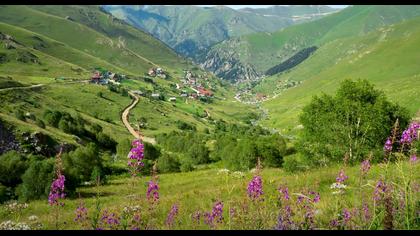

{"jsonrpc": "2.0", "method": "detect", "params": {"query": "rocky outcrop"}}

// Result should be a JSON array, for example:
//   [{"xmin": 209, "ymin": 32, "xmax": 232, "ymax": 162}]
[{"xmin": 0, "ymin": 120, "xmax": 20, "ymax": 155}]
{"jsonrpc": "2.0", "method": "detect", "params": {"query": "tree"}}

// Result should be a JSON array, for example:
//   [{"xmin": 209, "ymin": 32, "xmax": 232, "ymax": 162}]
[
  {"xmin": 0, "ymin": 151, "xmax": 28, "ymax": 187},
  {"xmin": 17, "ymin": 158, "xmax": 54, "ymax": 201},
  {"xmin": 298, "ymin": 79, "xmax": 410, "ymax": 166}
]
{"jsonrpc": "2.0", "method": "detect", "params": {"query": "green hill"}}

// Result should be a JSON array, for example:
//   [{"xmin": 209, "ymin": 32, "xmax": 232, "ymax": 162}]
[
  {"xmin": 259, "ymin": 15, "xmax": 420, "ymax": 132},
  {"xmin": 102, "ymin": 5, "xmax": 337, "ymax": 60},
  {"xmin": 0, "ymin": 5, "xmax": 255, "ymax": 148},
  {"xmin": 202, "ymin": 5, "xmax": 420, "ymax": 82}
]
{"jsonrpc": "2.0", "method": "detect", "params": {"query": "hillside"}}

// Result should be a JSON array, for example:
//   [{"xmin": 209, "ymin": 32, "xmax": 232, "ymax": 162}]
[
  {"xmin": 102, "ymin": 5, "xmax": 337, "ymax": 61},
  {"xmin": 258, "ymin": 15, "xmax": 420, "ymax": 132},
  {"xmin": 201, "ymin": 5, "xmax": 420, "ymax": 83},
  {"xmin": 0, "ymin": 5, "xmax": 255, "ymax": 150}
]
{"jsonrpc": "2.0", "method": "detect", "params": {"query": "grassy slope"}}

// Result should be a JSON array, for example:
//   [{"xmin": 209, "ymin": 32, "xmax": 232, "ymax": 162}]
[
  {"xmin": 260, "ymin": 16, "xmax": 420, "ymax": 132},
  {"xmin": 1, "ymin": 161, "xmax": 417, "ymax": 229},
  {"xmin": 0, "ymin": 5, "xmax": 254, "ymax": 145},
  {"xmin": 211, "ymin": 5, "xmax": 420, "ymax": 73}
]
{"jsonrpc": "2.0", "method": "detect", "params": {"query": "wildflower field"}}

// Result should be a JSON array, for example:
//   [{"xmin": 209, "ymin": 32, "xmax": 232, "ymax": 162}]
[{"xmin": 0, "ymin": 149, "xmax": 419, "ymax": 229}]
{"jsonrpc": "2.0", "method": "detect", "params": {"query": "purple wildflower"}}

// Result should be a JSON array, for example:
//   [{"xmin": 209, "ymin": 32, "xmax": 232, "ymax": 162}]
[
  {"xmin": 165, "ymin": 204, "xmax": 179, "ymax": 227},
  {"xmin": 309, "ymin": 191, "xmax": 320, "ymax": 203},
  {"xmin": 384, "ymin": 137, "xmax": 393, "ymax": 153},
  {"xmin": 146, "ymin": 180, "xmax": 159, "ymax": 203},
  {"xmin": 373, "ymin": 180, "xmax": 387, "ymax": 201},
  {"xmin": 336, "ymin": 169, "xmax": 348, "ymax": 184},
  {"xmin": 48, "ymin": 174, "xmax": 66, "ymax": 206},
  {"xmin": 330, "ymin": 219, "xmax": 339, "ymax": 228},
  {"xmin": 410, "ymin": 154, "xmax": 418, "ymax": 164},
  {"xmin": 247, "ymin": 175, "xmax": 263, "ymax": 201},
  {"xmin": 192, "ymin": 210, "xmax": 201, "ymax": 224},
  {"xmin": 362, "ymin": 203, "xmax": 370, "ymax": 221},
  {"xmin": 361, "ymin": 159, "xmax": 371, "ymax": 175},
  {"xmin": 100, "ymin": 210, "xmax": 120, "ymax": 230},
  {"xmin": 400, "ymin": 122, "xmax": 420, "ymax": 145},
  {"xmin": 276, "ymin": 205, "xmax": 294, "ymax": 230},
  {"xmin": 278, "ymin": 186, "xmax": 290, "ymax": 201},
  {"xmin": 128, "ymin": 139, "xmax": 145, "ymax": 176},
  {"xmin": 204, "ymin": 201, "xmax": 224, "ymax": 227},
  {"xmin": 342, "ymin": 208, "xmax": 352, "ymax": 223},
  {"xmin": 74, "ymin": 202, "xmax": 88, "ymax": 223}
]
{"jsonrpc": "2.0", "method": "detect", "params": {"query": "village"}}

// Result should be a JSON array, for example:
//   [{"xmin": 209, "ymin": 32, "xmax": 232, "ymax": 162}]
[{"xmin": 90, "ymin": 66, "xmax": 214, "ymax": 103}]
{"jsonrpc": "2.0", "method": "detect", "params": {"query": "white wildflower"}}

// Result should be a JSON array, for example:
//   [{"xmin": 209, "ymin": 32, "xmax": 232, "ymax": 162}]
[
  {"xmin": 217, "ymin": 169, "xmax": 230, "ymax": 175},
  {"xmin": 232, "ymin": 171, "xmax": 245, "ymax": 178},
  {"xmin": 28, "ymin": 215, "xmax": 38, "ymax": 221}
]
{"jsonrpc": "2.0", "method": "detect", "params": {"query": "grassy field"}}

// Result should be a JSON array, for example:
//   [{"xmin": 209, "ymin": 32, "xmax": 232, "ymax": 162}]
[{"xmin": 1, "ymin": 159, "xmax": 418, "ymax": 229}]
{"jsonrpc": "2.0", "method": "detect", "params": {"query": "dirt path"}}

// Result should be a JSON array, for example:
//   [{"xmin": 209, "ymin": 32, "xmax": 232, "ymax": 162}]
[
  {"xmin": 122, "ymin": 91, "xmax": 156, "ymax": 144},
  {"xmin": 0, "ymin": 83, "xmax": 45, "ymax": 92}
]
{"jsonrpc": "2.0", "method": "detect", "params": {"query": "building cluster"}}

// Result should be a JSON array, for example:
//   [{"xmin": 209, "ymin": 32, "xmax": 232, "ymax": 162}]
[
  {"xmin": 148, "ymin": 67, "xmax": 167, "ymax": 79},
  {"xmin": 90, "ymin": 68, "xmax": 125, "ymax": 85}
]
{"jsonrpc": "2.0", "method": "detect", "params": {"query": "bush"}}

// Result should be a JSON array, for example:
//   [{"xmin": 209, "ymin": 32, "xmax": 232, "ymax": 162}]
[
  {"xmin": 0, "ymin": 151, "xmax": 28, "ymax": 187},
  {"xmin": 282, "ymin": 155, "xmax": 307, "ymax": 173},
  {"xmin": 116, "ymin": 138, "xmax": 131, "ymax": 159},
  {"xmin": 16, "ymin": 158, "xmax": 55, "ymax": 201},
  {"xmin": 0, "ymin": 184, "xmax": 10, "ymax": 203},
  {"xmin": 96, "ymin": 132, "xmax": 117, "ymax": 151},
  {"xmin": 43, "ymin": 110, "xmax": 62, "ymax": 127},
  {"xmin": 298, "ymin": 79, "xmax": 410, "ymax": 165},
  {"xmin": 62, "ymin": 143, "xmax": 104, "ymax": 187},
  {"xmin": 179, "ymin": 156, "xmax": 194, "ymax": 172},
  {"xmin": 157, "ymin": 153, "xmax": 180, "ymax": 173}
]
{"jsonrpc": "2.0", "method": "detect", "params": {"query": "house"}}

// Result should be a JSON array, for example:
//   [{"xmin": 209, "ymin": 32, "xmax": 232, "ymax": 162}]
[
  {"xmin": 256, "ymin": 93, "xmax": 267, "ymax": 101},
  {"xmin": 91, "ymin": 71, "xmax": 101, "ymax": 83},
  {"xmin": 197, "ymin": 87, "xmax": 213, "ymax": 97},
  {"xmin": 158, "ymin": 73, "xmax": 167, "ymax": 79},
  {"xmin": 108, "ymin": 79, "xmax": 120, "ymax": 85},
  {"xmin": 132, "ymin": 90, "xmax": 143, "ymax": 96},
  {"xmin": 168, "ymin": 97, "xmax": 176, "ymax": 102},
  {"xmin": 190, "ymin": 93, "xmax": 198, "ymax": 99},
  {"xmin": 148, "ymin": 68, "xmax": 156, "ymax": 77}
]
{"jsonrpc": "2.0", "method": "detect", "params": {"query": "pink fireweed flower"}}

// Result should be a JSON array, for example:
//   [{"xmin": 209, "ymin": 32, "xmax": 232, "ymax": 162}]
[
  {"xmin": 400, "ymin": 122, "xmax": 420, "ymax": 145},
  {"xmin": 373, "ymin": 180, "xmax": 387, "ymax": 201},
  {"xmin": 128, "ymin": 139, "xmax": 145, "ymax": 176},
  {"xmin": 278, "ymin": 186, "xmax": 290, "ymax": 201},
  {"xmin": 48, "ymin": 174, "xmax": 65, "ymax": 206},
  {"xmin": 361, "ymin": 159, "xmax": 371, "ymax": 175},
  {"xmin": 204, "ymin": 201, "xmax": 224, "ymax": 227},
  {"xmin": 146, "ymin": 180, "xmax": 159, "ymax": 202},
  {"xmin": 165, "ymin": 204, "xmax": 179, "ymax": 227},
  {"xmin": 384, "ymin": 137, "xmax": 393, "ymax": 153},
  {"xmin": 336, "ymin": 169, "xmax": 348, "ymax": 184},
  {"xmin": 74, "ymin": 202, "xmax": 88, "ymax": 223},
  {"xmin": 100, "ymin": 210, "xmax": 120, "ymax": 230},
  {"xmin": 410, "ymin": 154, "xmax": 418, "ymax": 164},
  {"xmin": 247, "ymin": 175, "xmax": 263, "ymax": 200}
]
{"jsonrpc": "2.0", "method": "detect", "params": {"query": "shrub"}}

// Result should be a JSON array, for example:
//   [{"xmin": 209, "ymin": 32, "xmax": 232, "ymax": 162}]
[
  {"xmin": 16, "ymin": 158, "xmax": 54, "ymax": 201},
  {"xmin": 179, "ymin": 156, "xmax": 194, "ymax": 172},
  {"xmin": 282, "ymin": 154, "xmax": 308, "ymax": 173},
  {"xmin": 62, "ymin": 143, "xmax": 104, "ymax": 187},
  {"xmin": 157, "ymin": 153, "xmax": 180, "ymax": 173},
  {"xmin": 0, "ymin": 184, "xmax": 10, "ymax": 203},
  {"xmin": 0, "ymin": 151, "xmax": 28, "ymax": 187},
  {"xmin": 96, "ymin": 132, "xmax": 117, "ymax": 151},
  {"xmin": 298, "ymin": 79, "xmax": 410, "ymax": 165},
  {"xmin": 43, "ymin": 110, "xmax": 62, "ymax": 127},
  {"xmin": 116, "ymin": 138, "xmax": 131, "ymax": 159}
]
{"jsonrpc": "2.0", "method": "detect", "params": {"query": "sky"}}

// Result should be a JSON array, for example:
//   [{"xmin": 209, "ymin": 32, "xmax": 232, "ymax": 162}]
[{"xmin": 196, "ymin": 5, "xmax": 349, "ymax": 10}]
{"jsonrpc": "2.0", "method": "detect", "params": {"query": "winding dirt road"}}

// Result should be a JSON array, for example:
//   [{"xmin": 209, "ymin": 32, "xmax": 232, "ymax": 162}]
[{"xmin": 122, "ymin": 91, "xmax": 156, "ymax": 144}]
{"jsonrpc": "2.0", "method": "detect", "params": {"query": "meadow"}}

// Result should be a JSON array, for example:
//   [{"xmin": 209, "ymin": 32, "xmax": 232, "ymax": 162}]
[{"xmin": 1, "ymin": 153, "xmax": 418, "ymax": 230}]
